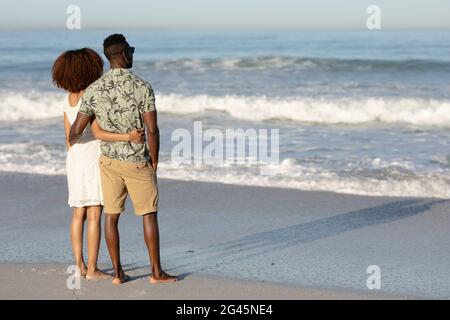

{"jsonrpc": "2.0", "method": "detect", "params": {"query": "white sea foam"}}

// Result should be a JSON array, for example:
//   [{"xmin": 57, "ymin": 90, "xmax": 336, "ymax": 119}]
[
  {"xmin": 158, "ymin": 95, "xmax": 450, "ymax": 126},
  {"xmin": 2, "ymin": 91, "xmax": 450, "ymax": 127},
  {"xmin": 158, "ymin": 158, "xmax": 450, "ymax": 198},
  {"xmin": 1, "ymin": 142, "xmax": 449, "ymax": 198},
  {"xmin": 0, "ymin": 91, "xmax": 64, "ymax": 121},
  {"xmin": 157, "ymin": 94, "xmax": 450, "ymax": 126},
  {"xmin": 0, "ymin": 142, "xmax": 66, "ymax": 175}
]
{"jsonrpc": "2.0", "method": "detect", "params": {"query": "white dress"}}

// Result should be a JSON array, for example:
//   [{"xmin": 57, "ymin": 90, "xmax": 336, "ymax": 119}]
[{"xmin": 64, "ymin": 95, "xmax": 104, "ymax": 207}]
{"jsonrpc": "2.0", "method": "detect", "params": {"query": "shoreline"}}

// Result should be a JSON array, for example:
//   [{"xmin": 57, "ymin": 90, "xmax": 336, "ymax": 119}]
[
  {"xmin": 1, "ymin": 171, "xmax": 449, "ymax": 299},
  {"xmin": 0, "ymin": 169, "xmax": 446, "ymax": 201}
]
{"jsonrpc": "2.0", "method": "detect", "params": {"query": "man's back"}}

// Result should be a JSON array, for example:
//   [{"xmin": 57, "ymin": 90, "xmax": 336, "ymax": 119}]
[{"xmin": 79, "ymin": 68, "xmax": 156, "ymax": 162}]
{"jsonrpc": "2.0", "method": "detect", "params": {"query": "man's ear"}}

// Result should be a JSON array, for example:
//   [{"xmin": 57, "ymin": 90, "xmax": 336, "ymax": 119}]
[{"xmin": 122, "ymin": 52, "xmax": 129, "ymax": 64}]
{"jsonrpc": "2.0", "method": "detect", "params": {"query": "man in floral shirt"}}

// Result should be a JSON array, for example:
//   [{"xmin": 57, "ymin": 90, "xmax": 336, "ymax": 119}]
[{"xmin": 70, "ymin": 34, "xmax": 177, "ymax": 285}]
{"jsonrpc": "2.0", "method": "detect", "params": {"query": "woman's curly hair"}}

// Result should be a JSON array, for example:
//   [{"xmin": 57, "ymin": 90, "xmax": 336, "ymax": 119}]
[{"xmin": 52, "ymin": 48, "xmax": 104, "ymax": 93}]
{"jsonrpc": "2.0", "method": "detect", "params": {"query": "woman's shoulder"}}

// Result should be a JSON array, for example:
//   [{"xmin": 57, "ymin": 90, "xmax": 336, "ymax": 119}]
[
  {"xmin": 65, "ymin": 92, "xmax": 82, "ymax": 112},
  {"xmin": 63, "ymin": 93, "xmax": 81, "ymax": 116},
  {"xmin": 63, "ymin": 93, "xmax": 70, "ymax": 113}
]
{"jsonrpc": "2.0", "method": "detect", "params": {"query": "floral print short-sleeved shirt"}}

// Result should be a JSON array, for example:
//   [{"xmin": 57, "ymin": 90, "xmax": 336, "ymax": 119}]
[{"xmin": 79, "ymin": 68, "xmax": 156, "ymax": 162}]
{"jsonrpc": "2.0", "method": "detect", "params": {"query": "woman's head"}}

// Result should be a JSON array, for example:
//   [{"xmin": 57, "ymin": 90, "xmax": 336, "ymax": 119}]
[{"xmin": 52, "ymin": 48, "xmax": 104, "ymax": 93}]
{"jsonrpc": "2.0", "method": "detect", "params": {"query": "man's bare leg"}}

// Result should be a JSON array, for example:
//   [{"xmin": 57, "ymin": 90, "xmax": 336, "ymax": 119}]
[
  {"xmin": 143, "ymin": 212, "xmax": 177, "ymax": 283},
  {"xmin": 70, "ymin": 207, "xmax": 87, "ymax": 277},
  {"xmin": 85, "ymin": 206, "xmax": 111, "ymax": 280},
  {"xmin": 105, "ymin": 213, "xmax": 128, "ymax": 284}
]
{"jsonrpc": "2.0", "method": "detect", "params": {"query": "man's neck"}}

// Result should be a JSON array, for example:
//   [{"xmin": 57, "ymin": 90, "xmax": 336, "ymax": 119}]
[{"xmin": 109, "ymin": 62, "xmax": 128, "ymax": 69}]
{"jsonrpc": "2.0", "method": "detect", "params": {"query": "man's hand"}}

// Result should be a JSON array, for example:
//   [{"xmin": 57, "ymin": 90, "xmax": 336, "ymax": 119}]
[
  {"xmin": 151, "ymin": 161, "xmax": 158, "ymax": 172},
  {"xmin": 143, "ymin": 111, "xmax": 160, "ymax": 172},
  {"xmin": 69, "ymin": 112, "xmax": 92, "ymax": 146}
]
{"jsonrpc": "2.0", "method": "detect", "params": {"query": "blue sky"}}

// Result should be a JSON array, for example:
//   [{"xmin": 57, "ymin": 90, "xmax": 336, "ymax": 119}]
[{"xmin": 1, "ymin": 0, "xmax": 449, "ymax": 30}]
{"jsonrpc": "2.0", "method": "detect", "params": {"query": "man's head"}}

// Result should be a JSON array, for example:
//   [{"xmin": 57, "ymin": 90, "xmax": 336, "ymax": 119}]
[{"xmin": 103, "ymin": 34, "xmax": 134, "ymax": 69}]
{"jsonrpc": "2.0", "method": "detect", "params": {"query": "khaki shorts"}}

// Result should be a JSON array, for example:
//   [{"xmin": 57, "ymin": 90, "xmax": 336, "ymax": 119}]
[{"xmin": 99, "ymin": 155, "xmax": 158, "ymax": 215}]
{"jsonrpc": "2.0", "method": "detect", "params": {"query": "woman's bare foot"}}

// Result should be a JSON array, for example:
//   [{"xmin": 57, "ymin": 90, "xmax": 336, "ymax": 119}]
[
  {"xmin": 149, "ymin": 271, "xmax": 178, "ymax": 284},
  {"xmin": 111, "ymin": 270, "xmax": 131, "ymax": 285},
  {"xmin": 77, "ymin": 264, "xmax": 88, "ymax": 278},
  {"xmin": 86, "ymin": 268, "xmax": 112, "ymax": 281}
]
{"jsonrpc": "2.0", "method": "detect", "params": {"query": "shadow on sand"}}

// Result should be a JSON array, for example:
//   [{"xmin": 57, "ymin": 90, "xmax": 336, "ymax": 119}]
[{"xmin": 170, "ymin": 199, "xmax": 447, "ymax": 271}]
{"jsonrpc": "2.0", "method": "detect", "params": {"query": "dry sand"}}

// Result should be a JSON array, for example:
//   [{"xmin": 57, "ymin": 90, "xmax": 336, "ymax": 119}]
[{"xmin": 0, "ymin": 263, "xmax": 400, "ymax": 300}]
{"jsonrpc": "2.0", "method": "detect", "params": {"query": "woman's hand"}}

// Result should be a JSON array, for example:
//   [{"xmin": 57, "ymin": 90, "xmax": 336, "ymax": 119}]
[{"xmin": 128, "ymin": 128, "xmax": 146, "ymax": 143}]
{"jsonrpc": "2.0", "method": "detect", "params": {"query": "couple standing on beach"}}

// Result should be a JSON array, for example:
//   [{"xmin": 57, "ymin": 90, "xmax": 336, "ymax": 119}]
[{"xmin": 52, "ymin": 34, "xmax": 177, "ymax": 285}]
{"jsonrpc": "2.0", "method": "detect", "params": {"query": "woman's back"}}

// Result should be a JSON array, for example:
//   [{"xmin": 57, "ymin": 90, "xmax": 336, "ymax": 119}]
[
  {"xmin": 64, "ymin": 94, "xmax": 81, "ymax": 125},
  {"xmin": 64, "ymin": 93, "xmax": 94, "ymax": 141}
]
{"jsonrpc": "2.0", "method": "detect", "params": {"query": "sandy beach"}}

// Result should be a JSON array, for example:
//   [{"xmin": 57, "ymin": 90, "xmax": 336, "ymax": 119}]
[
  {"xmin": 0, "ymin": 263, "xmax": 398, "ymax": 300},
  {"xmin": 1, "ymin": 171, "xmax": 449, "ymax": 299}
]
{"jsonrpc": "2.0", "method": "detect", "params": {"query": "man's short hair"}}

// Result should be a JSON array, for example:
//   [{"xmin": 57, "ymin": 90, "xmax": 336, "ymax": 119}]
[{"xmin": 103, "ymin": 34, "xmax": 128, "ymax": 60}]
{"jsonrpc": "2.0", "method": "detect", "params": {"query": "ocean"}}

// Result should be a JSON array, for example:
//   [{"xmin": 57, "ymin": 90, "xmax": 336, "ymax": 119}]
[{"xmin": 1, "ymin": 30, "xmax": 450, "ymax": 198}]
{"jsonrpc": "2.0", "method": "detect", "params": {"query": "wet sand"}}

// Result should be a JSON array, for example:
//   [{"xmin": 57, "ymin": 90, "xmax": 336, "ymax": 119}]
[{"xmin": 1, "ymin": 172, "xmax": 449, "ymax": 299}]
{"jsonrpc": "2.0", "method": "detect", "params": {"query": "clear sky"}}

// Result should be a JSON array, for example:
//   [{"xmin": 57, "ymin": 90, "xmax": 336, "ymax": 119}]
[{"xmin": 1, "ymin": 0, "xmax": 449, "ymax": 30}]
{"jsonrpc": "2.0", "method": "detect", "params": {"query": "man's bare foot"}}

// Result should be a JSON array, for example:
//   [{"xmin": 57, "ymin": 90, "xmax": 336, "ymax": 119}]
[
  {"xmin": 111, "ymin": 271, "xmax": 131, "ymax": 285},
  {"xmin": 149, "ymin": 271, "xmax": 178, "ymax": 284},
  {"xmin": 86, "ymin": 269, "xmax": 112, "ymax": 281}
]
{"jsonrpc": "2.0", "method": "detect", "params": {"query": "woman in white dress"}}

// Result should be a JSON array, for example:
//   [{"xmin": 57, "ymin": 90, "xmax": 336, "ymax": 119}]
[{"xmin": 52, "ymin": 48, "xmax": 144, "ymax": 279}]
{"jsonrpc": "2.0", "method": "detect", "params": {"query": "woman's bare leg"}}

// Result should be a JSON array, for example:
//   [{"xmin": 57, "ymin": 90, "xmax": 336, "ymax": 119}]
[
  {"xmin": 70, "ymin": 207, "xmax": 87, "ymax": 277},
  {"xmin": 85, "ymin": 206, "xmax": 110, "ymax": 280}
]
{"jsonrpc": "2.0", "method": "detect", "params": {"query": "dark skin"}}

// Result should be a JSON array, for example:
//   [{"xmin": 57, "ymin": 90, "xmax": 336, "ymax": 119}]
[{"xmin": 69, "ymin": 44, "xmax": 176, "ymax": 284}]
